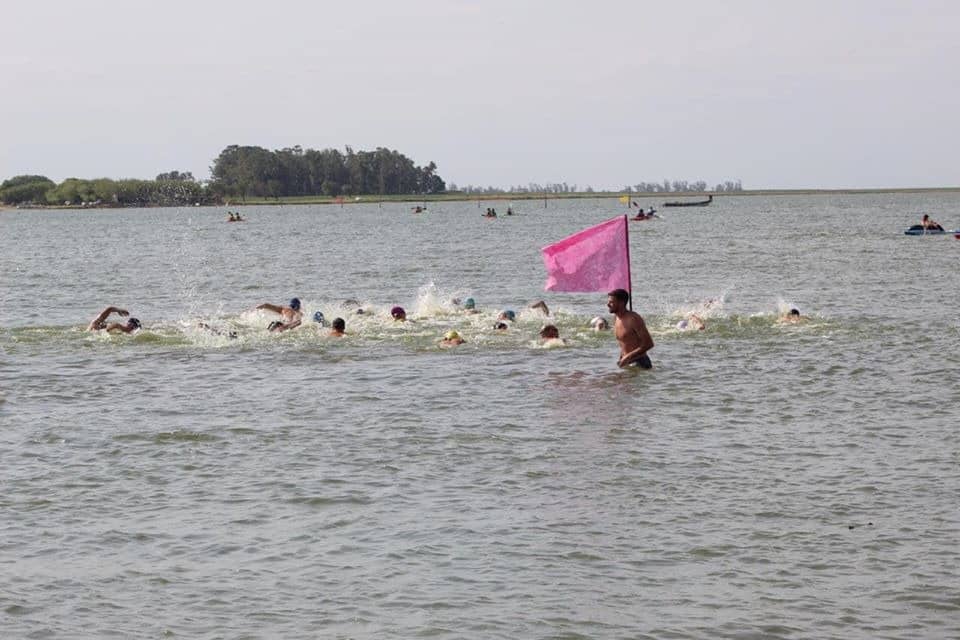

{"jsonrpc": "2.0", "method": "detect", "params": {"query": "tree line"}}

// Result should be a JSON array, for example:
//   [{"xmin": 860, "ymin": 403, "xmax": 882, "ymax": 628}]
[
  {"xmin": 209, "ymin": 145, "xmax": 445, "ymax": 199},
  {"xmin": 0, "ymin": 173, "xmax": 208, "ymax": 207},
  {"xmin": 449, "ymin": 179, "xmax": 744, "ymax": 195},
  {"xmin": 0, "ymin": 145, "xmax": 447, "ymax": 206}
]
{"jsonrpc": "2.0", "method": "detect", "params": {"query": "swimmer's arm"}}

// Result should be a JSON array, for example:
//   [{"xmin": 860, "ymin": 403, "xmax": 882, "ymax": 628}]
[
  {"xmin": 88, "ymin": 306, "xmax": 127, "ymax": 330},
  {"xmin": 256, "ymin": 303, "xmax": 283, "ymax": 314},
  {"xmin": 530, "ymin": 301, "xmax": 550, "ymax": 316}
]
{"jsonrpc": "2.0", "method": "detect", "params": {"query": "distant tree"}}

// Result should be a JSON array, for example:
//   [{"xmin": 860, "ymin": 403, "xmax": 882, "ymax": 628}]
[
  {"xmin": 0, "ymin": 175, "xmax": 55, "ymax": 204},
  {"xmin": 155, "ymin": 170, "xmax": 195, "ymax": 182}
]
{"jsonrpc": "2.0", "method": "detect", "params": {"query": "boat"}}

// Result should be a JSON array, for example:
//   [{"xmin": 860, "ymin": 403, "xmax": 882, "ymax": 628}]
[
  {"xmin": 904, "ymin": 225, "xmax": 956, "ymax": 236},
  {"xmin": 663, "ymin": 195, "xmax": 712, "ymax": 207}
]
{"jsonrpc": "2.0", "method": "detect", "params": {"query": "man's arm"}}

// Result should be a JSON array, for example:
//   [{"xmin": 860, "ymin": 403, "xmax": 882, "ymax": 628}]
[
  {"xmin": 88, "ymin": 306, "xmax": 127, "ymax": 330},
  {"xmin": 256, "ymin": 303, "xmax": 283, "ymax": 314}
]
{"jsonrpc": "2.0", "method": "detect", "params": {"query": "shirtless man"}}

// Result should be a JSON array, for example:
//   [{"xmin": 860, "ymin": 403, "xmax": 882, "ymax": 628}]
[
  {"xmin": 921, "ymin": 214, "xmax": 944, "ymax": 231},
  {"xmin": 257, "ymin": 297, "xmax": 302, "ymax": 332},
  {"xmin": 88, "ymin": 306, "xmax": 141, "ymax": 333},
  {"xmin": 606, "ymin": 288, "xmax": 654, "ymax": 369}
]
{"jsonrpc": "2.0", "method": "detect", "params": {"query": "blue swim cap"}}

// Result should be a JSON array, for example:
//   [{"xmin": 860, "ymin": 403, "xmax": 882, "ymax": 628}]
[
  {"xmin": 502, "ymin": 309, "xmax": 516, "ymax": 321},
  {"xmin": 312, "ymin": 311, "xmax": 326, "ymax": 325},
  {"xmin": 289, "ymin": 298, "xmax": 301, "ymax": 311},
  {"xmin": 464, "ymin": 297, "xmax": 476, "ymax": 309}
]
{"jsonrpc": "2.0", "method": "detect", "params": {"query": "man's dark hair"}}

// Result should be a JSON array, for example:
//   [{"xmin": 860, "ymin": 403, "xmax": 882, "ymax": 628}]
[
  {"xmin": 608, "ymin": 288, "xmax": 630, "ymax": 303},
  {"xmin": 332, "ymin": 317, "xmax": 346, "ymax": 331}
]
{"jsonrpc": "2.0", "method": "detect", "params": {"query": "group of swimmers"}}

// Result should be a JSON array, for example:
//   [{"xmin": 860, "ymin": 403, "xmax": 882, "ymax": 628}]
[
  {"xmin": 226, "ymin": 211, "xmax": 244, "ymax": 222},
  {"xmin": 87, "ymin": 290, "xmax": 812, "ymax": 370}
]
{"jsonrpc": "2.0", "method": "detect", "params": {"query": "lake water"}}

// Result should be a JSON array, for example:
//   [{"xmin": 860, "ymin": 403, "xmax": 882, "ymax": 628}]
[{"xmin": 1, "ymin": 194, "xmax": 958, "ymax": 639}]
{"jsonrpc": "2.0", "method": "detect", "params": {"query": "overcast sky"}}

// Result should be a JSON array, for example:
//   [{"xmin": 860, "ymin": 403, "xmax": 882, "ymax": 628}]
[{"xmin": 2, "ymin": 0, "xmax": 958, "ymax": 190}]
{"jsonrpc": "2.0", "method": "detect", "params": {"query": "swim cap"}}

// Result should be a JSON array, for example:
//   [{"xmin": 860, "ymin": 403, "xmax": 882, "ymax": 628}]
[
  {"xmin": 312, "ymin": 311, "xmax": 326, "ymax": 325},
  {"xmin": 391, "ymin": 306, "xmax": 406, "ymax": 319},
  {"xmin": 677, "ymin": 319, "xmax": 688, "ymax": 330},
  {"xmin": 590, "ymin": 316, "xmax": 608, "ymax": 330},
  {"xmin": 494, "ymin": 322, "xmax": 508, "ymax": 330},
  {"xmin": 127, "ymin": 318, "xmax": 141, "ymax": 329},
  {"xmin": 289, "ymin": 298, "xmax": 301, "ymax": 311},
  {"xmin": 500, "ymin": 310, "xmax": 516, "ymax": 321},
  {"xmin": 444, "ymin": 330, "xmax": 460, "ymax": 340},
  {"xmin": 464, "ymin": 298, "xmax": 476, "ymax": 309}
]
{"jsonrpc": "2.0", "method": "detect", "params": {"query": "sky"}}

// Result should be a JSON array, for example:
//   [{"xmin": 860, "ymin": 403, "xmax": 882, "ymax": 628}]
[{"xmin": 2, "ymin": 0, "xmax": 959, "ymax": 190}]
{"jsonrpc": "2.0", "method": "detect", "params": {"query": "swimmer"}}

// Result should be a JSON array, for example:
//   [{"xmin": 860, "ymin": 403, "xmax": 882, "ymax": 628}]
[
  {"xmin": 197, "ymin": 322, "xmax": 238, "ymax": 339},
  {"xmin": 227, "ymin": 212, "xmax": 236, "ymax": 221},
  {"xmin": 329, "ymin": 317, "xmax": 346, "ymax": 337},
  {"xmin": 606, "ymin": 288, "xmax": 654, "ymax": 369},
  {"xmin": 539, "ymin": 324, "xmax": 565, "ymax": 346},
  {"xmin": 530, "ymin": 300, "xmax": 550, "ymax": 316},
  {"xmin": 676, "ymin": 314, "xmax": 706, "ymax": 331},
  {"xmin": 440, "ymin": 330, "xmax": 465, "ymax": 347},
  {"xmin": 498, "ymin": 309, "xmax": 516, "ymax": 322},
  {"xmin": 778, "ymin": 308, "xmax": 806, "ymax": 324},
  {"xmin": 390, "ymin": 306, "xmax": 407, "ymax": 321},
  {"xmin": 463, "ymin": 298, "xmax": 479, "ymax": 314},
  {"xmin": 494, "ymin": 321, "xmax": 509, "ymax": 331},
  {"xmin": 88, "ymin": 306, "xmax": 141, "ymax": 333},
  {"xmin": 312, "ymin": 311, "xmax": 327, "ymax": 327},
  {"xmin": 256, "ymin": 297, "xmax": 302, "ymax": 332},
  {"xmin": 590, "ymin": 316, "xmax": 610, "ymax": 331}
]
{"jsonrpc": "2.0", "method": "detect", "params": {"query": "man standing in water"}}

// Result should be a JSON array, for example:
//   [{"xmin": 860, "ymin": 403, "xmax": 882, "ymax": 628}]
[{"xmin": 606, "ymin": 288, "xmax": 654, "ymax": 369}]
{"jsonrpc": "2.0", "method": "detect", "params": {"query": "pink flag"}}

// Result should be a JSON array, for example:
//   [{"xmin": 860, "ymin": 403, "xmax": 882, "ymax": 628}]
[{"xmin": 541, "ymin": 215, "xmax": 631, "ymax": 292}]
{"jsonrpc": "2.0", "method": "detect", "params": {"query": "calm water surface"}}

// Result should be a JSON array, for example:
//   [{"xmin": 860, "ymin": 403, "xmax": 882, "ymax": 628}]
[{"xmin": 1, "ymin": 194, "xmax": 958, "ymax": 639}]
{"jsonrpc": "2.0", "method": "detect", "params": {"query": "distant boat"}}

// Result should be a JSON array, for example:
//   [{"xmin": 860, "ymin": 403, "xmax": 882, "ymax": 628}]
[{"xmin": 663, "ymin": 195, "xmax": 713, "ymax": 207}]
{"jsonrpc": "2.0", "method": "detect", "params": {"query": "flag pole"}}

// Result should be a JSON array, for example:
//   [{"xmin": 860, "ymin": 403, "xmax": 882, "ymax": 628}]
[{"xmin": 622, "ymin": 214, "xmax": 633, "ymax": 311}]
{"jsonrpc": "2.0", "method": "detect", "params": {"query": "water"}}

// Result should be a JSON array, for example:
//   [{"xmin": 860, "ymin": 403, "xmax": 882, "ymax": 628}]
[{"xmin": 1, "ymin": 194, "xmax": 958, "ymax": 639}]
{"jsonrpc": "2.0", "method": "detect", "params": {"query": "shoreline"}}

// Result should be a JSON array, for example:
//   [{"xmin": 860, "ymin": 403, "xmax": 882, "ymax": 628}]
[{"xmin": 3, "ymin": 186, "xmax": 959, "ymax": 210}]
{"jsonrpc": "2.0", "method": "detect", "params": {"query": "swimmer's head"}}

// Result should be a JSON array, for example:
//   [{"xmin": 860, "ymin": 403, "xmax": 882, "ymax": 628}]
[
  {"xmin": 332, "ymin": 317, "xmax": 345, "ymax": 332},
  {"xmin": 390, "ymin": 306, "xmax": 406, "ymax": 320},
  {"xmin": 464, "ymin": 297, "xmax": 476, "ymax": 310},
  {"xmin": 444, "ymin": 330, "xmax": 461, "ymax": 341},
  {"xmin": 676, "ymin": 319, "xmax": 689, "ymax": 330},
  {"xmin": 127, "ymin": 318, "xmax": 141, "ymax": 330},
  {"xmin": 312, "ymin": 311, "xmax": 326, "ymax": 325},
  {"xmin": 498, "ymin": 309, "xmax": 516, "ymax": 322},
  {"xmin": 789, "ymin": 308, "xmax": 800, "ymax": 317},
  {"xmin": 289, "ymin": 298, "xmax": 301, "ymax": 311},
  {"xmin": 539, "ymin": 324, "xmax": 560, "ymax": 339},
  {"xmin": 494, "ymin": 322, "xmax": 508, "ymax": 331},
  {"xmin": 590, "ymin": 316, "xmax": 609, "ymax": 330},
  {"xmin": 355, "ymin": 308, "xmax": 365, "ymax": 315}
]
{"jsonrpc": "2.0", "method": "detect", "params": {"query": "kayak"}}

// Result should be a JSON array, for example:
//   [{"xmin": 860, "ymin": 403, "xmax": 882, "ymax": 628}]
[{"xmin": 904, "ymin": 225, "xmax": 955, "ymax": 236}]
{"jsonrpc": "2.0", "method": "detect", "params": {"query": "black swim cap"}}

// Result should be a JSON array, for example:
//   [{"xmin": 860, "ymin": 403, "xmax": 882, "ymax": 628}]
[
  {"xmin": 289, "ymin": 298, "xmax": 301, "ymax": 311},
  {"xmin": 127, "ymin": 318, "xmax": 141, "ymax": 329}
]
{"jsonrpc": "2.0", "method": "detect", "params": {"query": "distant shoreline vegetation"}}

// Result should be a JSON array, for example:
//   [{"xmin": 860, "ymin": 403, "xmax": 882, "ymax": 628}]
[{"xmin": 0, "ymin": 144, "xmax": 448, "ymax": 208}]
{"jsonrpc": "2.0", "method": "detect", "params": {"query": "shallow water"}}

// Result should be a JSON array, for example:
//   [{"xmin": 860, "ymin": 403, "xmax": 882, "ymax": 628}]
[{"xmin": 1, "ymin": 194, "xmax": 959, "ymax": 639}]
